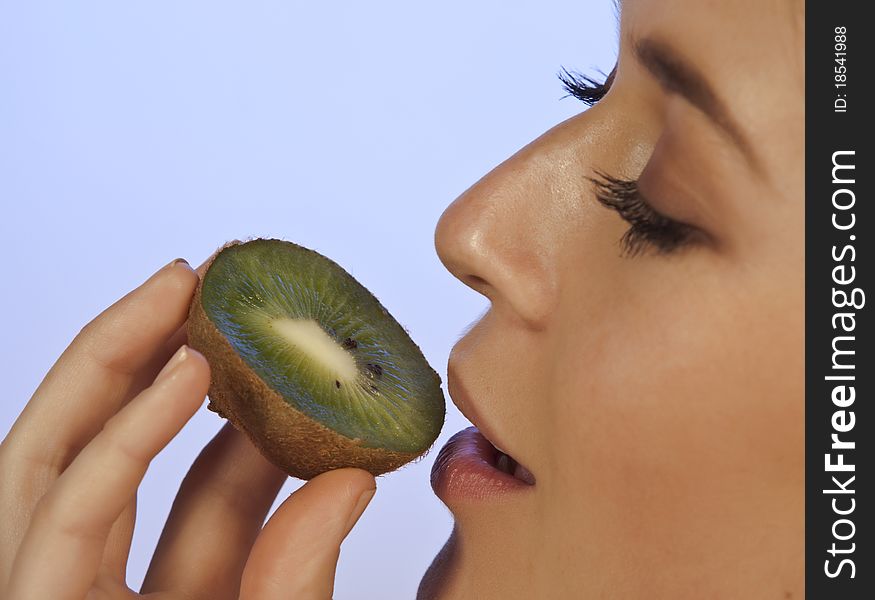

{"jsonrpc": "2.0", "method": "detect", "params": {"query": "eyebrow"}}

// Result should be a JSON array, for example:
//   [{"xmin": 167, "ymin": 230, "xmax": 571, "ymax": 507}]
[{"xmin": 633, "ymin": 37, "xmax": 763, "ymax": 174}]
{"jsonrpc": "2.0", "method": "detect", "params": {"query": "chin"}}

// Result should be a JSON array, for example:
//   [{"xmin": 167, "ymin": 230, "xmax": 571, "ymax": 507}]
[{"xmin": 417, "ymin": 527, "xmax": 461, "ymax": 600}]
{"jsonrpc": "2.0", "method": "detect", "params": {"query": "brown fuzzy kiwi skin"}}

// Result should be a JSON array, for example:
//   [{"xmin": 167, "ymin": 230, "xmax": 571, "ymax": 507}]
[{"xmin": 187, "ymin": 240, "xmax": 423, "ymax": 480}]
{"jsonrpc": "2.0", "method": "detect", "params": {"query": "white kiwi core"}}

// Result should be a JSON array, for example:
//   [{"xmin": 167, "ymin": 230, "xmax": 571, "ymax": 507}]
[{"xmin": 270, "ymin": 318, "xmax": 359, "ymax": 382}]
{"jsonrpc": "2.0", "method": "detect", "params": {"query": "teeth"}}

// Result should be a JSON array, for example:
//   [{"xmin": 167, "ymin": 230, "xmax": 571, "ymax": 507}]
[
  {"xmin": 495, "ymin": 452, "xmax": 513, "ymax": 475},
  {"xmin": 487, "ymin": 434, "xmax": 536, "ymax": 484},
  {"xmin": 497, "ymin": 452, "xmax": 520, "ymax": 476}
]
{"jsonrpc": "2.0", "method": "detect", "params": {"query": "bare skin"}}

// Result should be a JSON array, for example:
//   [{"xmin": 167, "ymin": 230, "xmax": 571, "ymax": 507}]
[
  {"xmin": 2, "ymin": 0, "xmax": 803, "ymax": 598},
  {"xmin": 0, "ymin": 260, "xmax": 376, "ymax": 600},
  {"xmin": 421, "ymin": 0, "xmax": 803, "ymax": 598}
]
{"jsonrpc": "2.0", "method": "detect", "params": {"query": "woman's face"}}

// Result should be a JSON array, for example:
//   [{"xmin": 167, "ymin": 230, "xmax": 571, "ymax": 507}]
[{"xmin": 420, "ymin": 0, "xmax": 804, "ymax": 598}]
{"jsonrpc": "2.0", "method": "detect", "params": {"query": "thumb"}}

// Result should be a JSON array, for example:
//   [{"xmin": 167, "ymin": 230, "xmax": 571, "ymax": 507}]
[{"xmin": 239, "ymin": 467, "xmax": 376, "ymax": 600}]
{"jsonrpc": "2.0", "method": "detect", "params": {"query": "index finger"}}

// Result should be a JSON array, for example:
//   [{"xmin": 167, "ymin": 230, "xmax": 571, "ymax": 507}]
[{"xmin": 2, "ymin": 259, "xmax": 198, "ymax": 473}]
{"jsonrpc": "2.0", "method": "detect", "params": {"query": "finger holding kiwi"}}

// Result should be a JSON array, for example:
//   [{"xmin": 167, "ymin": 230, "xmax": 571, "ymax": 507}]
[{"xmin": 186, "ymin": 238, "xmax": 446, "ymax": 480}]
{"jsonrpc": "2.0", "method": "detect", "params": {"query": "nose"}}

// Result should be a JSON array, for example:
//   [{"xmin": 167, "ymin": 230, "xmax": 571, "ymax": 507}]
[{"xmin": 435, "ymin": 121, "xmax": 586, "ymax": 328}]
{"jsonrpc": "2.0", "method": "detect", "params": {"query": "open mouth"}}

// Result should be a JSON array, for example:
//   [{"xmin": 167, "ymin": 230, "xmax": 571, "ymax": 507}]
[
  {"xmin": 430, "ymin": 427, "xmax": 535, "ymax": 503},
  {"xmin": 492, "ymin": 438, "xmax": 536, "ymax": 484}
]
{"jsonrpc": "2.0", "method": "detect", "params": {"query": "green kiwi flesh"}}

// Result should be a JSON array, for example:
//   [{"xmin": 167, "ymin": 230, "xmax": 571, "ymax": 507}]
[{"xmin": 187, "ymin": 239, "xmax": 446, "ymax": 479}]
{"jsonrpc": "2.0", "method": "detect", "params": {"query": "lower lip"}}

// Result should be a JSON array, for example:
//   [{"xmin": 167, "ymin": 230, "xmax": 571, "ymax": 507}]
[{"xmin": 430, "ymin": 426, "xmax": 534, "ymax": 504}]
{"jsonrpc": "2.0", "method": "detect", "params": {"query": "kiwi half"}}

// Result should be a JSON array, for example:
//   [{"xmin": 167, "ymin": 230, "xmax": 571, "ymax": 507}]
[{"xmin": 187, "ymin": 239, "xmax": 445, "ymax": 479}]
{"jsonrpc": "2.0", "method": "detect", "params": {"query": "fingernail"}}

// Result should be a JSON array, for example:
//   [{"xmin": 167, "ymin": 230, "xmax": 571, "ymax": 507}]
[
  {"xmin": 162, "ymin": 257, "xmax": 191, "ymax": 271},
  {"xmin": 343, "ymin": 487, "xmax": 376, "ymax": 535},
  {"xmin": 155, "ymin": 345, "xmax": 189, "ymax": 383}
]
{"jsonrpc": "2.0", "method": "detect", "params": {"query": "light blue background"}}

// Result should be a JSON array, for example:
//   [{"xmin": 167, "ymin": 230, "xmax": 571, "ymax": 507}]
[{"xmin": 0, "ymin": 2, "xmax": 616, "ymax": 598}]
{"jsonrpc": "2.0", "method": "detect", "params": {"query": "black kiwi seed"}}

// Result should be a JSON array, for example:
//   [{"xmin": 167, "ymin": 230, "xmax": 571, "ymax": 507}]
[{"xmin": 366, "ymin": 363, "xmax": 384, "ymax": 379}]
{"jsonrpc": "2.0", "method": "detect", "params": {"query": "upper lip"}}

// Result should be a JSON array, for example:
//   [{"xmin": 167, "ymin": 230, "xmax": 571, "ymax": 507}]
[{"xmin": 446, "ymin": 360, "xmax": 518, "ymax": 460}]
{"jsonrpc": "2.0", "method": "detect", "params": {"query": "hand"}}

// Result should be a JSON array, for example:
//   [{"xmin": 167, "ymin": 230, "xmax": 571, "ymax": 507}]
[{"xmin": 0, "ymin": 258, "xmax": 376, "ymax": 600}]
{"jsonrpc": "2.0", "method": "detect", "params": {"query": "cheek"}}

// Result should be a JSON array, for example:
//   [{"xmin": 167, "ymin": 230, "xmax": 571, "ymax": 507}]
[{"xmin": 545, "ymin": 242, "xmax": 803, "ymax": 557}]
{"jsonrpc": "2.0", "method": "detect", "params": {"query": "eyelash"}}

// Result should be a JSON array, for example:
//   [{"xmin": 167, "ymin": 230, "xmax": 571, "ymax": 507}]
[
  {"xmin": 589, "ymin": 172, "xmax": 698, "ymax": 257},
  {"xmin": 557, "ymin": 67, "xmax": 611, "ymax": 106},
  {"xmin": 558, "ymin": 67, "xmax": 699, "ymax": 256}
]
